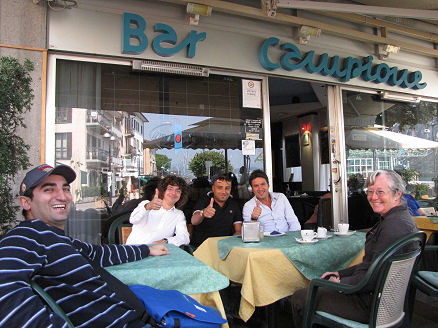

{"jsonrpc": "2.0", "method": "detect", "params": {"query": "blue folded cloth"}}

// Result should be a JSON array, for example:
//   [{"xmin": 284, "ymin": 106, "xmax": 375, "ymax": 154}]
[{"xmin": 270, "ymin": 231, "xmax": 282, "ymax": 235}]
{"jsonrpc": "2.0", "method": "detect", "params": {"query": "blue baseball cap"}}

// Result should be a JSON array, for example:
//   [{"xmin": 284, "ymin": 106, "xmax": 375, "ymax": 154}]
[{"xmin": 20, "ymin": 164, "xmax": 76, "ymax": 196}]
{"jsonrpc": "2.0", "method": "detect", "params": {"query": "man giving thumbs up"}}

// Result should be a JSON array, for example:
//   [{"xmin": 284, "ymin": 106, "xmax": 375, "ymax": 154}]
[
  {"xmin": 126, "ymin": 175, "xmax": 190, "ymax": 246},
  {"xmin": 191, "ymin": 174, "xmax": 242, "ymax": 248},
  {"xmin": 242, "ymin": 170, "xmax": 301, "ymax": 233}
]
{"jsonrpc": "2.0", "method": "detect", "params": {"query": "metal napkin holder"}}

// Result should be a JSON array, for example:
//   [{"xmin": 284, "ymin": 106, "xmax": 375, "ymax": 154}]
[{"xmin": 242, "ymin": 221, "xmax": 260, "ymax": 243}]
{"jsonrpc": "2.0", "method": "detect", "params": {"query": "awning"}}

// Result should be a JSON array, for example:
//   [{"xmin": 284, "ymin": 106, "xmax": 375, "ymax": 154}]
[
  {"xmin": 143, "ymin": 117, "xmax": 261, "ymax": 150},
  {"xmin": 346, "ymin": 128, "xmax": 438, "ymax": 150}
]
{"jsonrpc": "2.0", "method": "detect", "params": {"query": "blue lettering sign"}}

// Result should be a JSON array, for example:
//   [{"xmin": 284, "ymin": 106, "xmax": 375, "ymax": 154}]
[
  {"xmin": 122, "ymin": 12, "xmax": 206, "ymax": 58},
  {"xmin": 258, "ymin": 37, "xmax": 280, "ymax": 70},
  {"xmin": 122, "ymin": 13, "xmax": 148, "ymax": 54},
  {"xmin": 259, "ymin": 38, "xmax": 427, "ymax": 90},
  {"xmin": 152, "ymin": 23, "xmax": 206, "ymax": 58}
]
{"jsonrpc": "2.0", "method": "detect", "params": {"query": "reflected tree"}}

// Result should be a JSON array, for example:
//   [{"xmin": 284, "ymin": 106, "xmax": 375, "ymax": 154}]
[
  {"xmin": 189, "ymin": 151, "xmax": 233, "ymax": 178},
  {"xmin": 156, "ymin": 154, "xmax": 171, "ymax": 175},
  {"xmin": 377, "ymin": 102, "xmax": 437, "ymax": 131}
]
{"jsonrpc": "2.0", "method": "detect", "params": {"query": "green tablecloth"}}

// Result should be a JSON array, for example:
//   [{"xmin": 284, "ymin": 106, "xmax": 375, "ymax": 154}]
[
  {"xmin": 218, "ymin": 231, "xmax": 365, "ymax": 280},
  {"xmin": 105, "ymin": 244, "xmax": 229, "ymax": 295}
]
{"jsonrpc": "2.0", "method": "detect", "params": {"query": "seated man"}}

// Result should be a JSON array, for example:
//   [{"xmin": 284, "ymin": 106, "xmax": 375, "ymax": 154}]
[
  {"xmin": 242, "ymin": 169, "xmax": 301, "ymax": 232},
  {"xmin": 0, "ymin": 164, "xmax": 169, "ymax": 327},
  {"xmin": 191, "ymin": 174, "xmax": 242, "ymax": 248},
  {"xmin": 126, "ymin": 175, "xmax": 190, "ymax": 246}
]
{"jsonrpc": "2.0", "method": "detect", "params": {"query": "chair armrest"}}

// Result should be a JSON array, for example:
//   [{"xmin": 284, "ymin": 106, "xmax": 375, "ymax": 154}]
[
  {"xmin": 303, "ymin": 278, "xmax": 363, "ymax": 327},
  {"xmin": 309, "ymin": 278, "xmax": 359, "ymax": 293},
  {"xmin": 31, "ymin": 281, "xmax": 74, "ymax": 327}
]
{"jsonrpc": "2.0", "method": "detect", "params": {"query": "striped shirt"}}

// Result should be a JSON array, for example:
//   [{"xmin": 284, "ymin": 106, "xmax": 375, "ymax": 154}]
[{"xmin": 0, "ymin": 219, "xmax": 150, "ymax": 327}]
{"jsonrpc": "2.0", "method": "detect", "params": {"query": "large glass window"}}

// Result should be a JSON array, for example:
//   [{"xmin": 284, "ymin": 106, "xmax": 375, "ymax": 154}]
[
  {"xmin": 54, "ymin": 59, "xmax": 264, "ymax": 243},
  {"xmin": 343, "ymin": 90, "xmax": 438, "ymax": 228}
]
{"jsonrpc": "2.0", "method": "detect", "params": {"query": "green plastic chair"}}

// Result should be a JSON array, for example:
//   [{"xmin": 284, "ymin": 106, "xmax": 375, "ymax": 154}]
[
  {"xmin": 107, "ymin": 212, "xmax": 132, "ymax": 244},
  {"xmin": 302, "ymin": 231, "xmax": 426, "ymax": 328},
  {"xmin": 413, "ymin": 245, "xmax": 438, "ymax": 297},
  {"xmin": 31, "ymin": 280, "xmax": 74, "ymax": 327}
]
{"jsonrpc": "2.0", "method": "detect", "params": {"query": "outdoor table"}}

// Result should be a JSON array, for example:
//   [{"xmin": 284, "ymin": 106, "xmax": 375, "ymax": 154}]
[
  {"xmin": 106, "ymin": 244, "xmax": 230, "ymax": 327},
  {"xmin": 194, "ymin": 231, "xmax": 365, "ymax": 323},
  {"xmin": 414, "ymin": 216, "xmax": 438, "ymax": 240}
]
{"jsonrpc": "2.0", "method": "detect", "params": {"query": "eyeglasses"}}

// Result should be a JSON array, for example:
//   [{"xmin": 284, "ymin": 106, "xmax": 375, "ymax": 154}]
[{"xmin": 366, "ymin": 189, "xmax": 392, "ymax": 197}]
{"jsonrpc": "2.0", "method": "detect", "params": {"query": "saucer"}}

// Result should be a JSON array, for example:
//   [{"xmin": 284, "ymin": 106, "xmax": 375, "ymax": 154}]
[
  {"xmin": 295, "ymin": 238, "xmax": 318, "ymax": 244},
  {"xmin": 315, "ymin": 234, "xmax": 333, "ymax": 240},
  {"xmin": 334, "ymin": 230, "xmax": 356, "ymax": 236}
]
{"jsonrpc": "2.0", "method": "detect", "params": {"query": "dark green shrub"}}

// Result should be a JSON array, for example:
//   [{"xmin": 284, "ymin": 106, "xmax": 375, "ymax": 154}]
[{"xmin": 0, "ymin": 57, "xmax": 34, "ymax": 236}]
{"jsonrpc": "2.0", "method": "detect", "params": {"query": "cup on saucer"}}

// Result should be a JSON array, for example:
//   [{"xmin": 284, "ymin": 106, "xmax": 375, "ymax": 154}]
[
  {"xmin": 338, "ymin": 223, "xmax": 349, "ymax": 234},
  {"xmin": 301, "ymin": 229, "xmax": 316, "ymax": 242},
  {"xmin": 317, "ymin": 227, "xmax": 327, "ymax": 238}
]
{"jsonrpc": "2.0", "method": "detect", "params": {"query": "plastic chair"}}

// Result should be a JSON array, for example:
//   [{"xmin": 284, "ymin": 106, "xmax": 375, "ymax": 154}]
[
  {"xmin": 413, "ymin": 245, "xmax": 438, "ymax": 297},
  {"xmin": 317, "ymin": 197, "xmax": 332, "ymax": 229},
  {"xmin": 31, "ymin": 281, "xmax": 74, "ymax": 327},
  {"xmin": 107, "ymin": 212, "xmax": 132, "ymax": 244},
  {"xmin": 302, "ymin": 231, "xmax": 426, "ymax": 328}
]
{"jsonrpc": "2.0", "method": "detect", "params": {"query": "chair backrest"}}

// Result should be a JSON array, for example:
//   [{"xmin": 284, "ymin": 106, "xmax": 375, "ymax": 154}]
[
  {"xmin": 317, "ymin": 197, "xmax": 332, "ymax": 229},
  {"xmin": 367, "ymin": 231, "xmax": 426, "ymax": 328},
  {"xmin": 31, "ymin": 281, "xmax": 74, "ymax": 327},
  {"xmin": 107, "ymin": 212, "xmax": 132, "ymax": 244},
  {"xmin": 120, "ymin": 225, "xmax": 132, "ymax": 244}
]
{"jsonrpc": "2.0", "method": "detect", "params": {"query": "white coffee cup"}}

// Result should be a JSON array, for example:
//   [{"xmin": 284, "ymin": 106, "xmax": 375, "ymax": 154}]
[
  {"xmin": 338, "ymin": 223, "xmax": 349, "ymax": 234},
  {"xmin": 301, "ymin": 229, "xmax": 316, "ymax": 242},
  {"xmin": 317, "ymin": 227, "xmax": 327, "ymax": 238}
]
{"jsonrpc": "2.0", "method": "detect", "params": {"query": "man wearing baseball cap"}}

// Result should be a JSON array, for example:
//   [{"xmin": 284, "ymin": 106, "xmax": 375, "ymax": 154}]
[{"xmin": 0, "ymin": 164, "xmax": 169, "ymax": 327}]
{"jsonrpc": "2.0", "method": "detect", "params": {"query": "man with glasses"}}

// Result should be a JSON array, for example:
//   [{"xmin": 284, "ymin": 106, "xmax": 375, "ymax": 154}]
[{"xmin": 290, "ymin": 169, "xmax": 417, "ymax": 327}]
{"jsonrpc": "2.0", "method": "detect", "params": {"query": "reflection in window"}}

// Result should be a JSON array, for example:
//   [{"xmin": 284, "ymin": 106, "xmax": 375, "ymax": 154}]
[
  {"xmin": 55, "ymin": 107, "xmax": 72, "ymax": 124},
  {"xmin": 55, "ymin": 132, "xmax": 71, "ymax": 160},
  {"xmin": 343, "ymin": 90, "xmax": 438, "ymax": 200},
  {"xmin": 55, "ymin": 59, "xmax": 264, "ymax": 243}
]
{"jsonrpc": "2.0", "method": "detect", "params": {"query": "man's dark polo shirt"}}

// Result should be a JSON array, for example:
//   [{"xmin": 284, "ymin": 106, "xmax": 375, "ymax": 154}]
[{"xmin": 192, "ymin": 193, "xmax": 242, "ymax": 247}]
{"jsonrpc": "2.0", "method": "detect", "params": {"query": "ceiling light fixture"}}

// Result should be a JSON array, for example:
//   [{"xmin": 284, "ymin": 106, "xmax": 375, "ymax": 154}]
[
  {"xmin": 383, "ymin": 44, "xmax": 400, "ymax": 54},
  {"xmin": 297, "ymin": 25, "xmax": 321, "ymax": 44},
  {"xmin": 186, "ymin": 3, "xmax": 212, "ymax": 25}
]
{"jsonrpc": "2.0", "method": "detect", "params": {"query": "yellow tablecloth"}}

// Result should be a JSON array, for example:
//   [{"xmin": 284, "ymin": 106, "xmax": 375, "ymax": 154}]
[
  {"xmin": 414, "ymin": 216, "xmax": 438, "ymax": 240},
  {"xmin": 194, "ymin": 236, "xmax": 364, "ymax": 322}
]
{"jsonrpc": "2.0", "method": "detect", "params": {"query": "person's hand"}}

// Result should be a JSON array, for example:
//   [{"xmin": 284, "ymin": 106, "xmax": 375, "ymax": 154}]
[
  {"xmin": 321, "ymin": 271, "xmax": 340, "ymax": 283},
  {"xmin": 146, "ymin": 189, "xmax": 162, "ymax": 210},
  {"xmin": 148, "ymin": 244, "xmax": 170, "ymax": 256},
  {"xmin": 251, "ymin": 200, "xmax": 262, "ymax": 219},
  {"xmin": 203, "ymin": 198, "xmax": 216, "ymax": 218}
]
